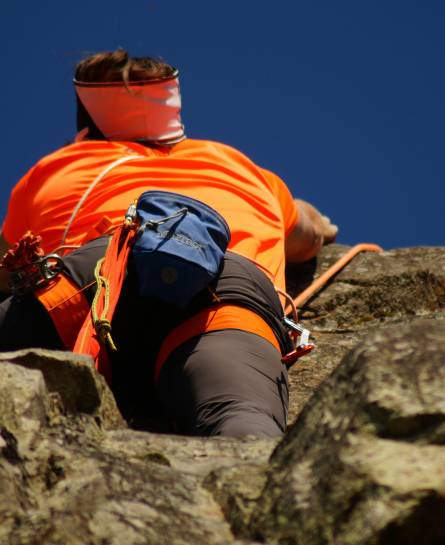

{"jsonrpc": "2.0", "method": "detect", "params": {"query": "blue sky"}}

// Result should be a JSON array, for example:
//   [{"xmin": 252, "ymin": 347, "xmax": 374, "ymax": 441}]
[{"xmin": 2, "ymin": 1, "xmax": 444, "ymax": 250}]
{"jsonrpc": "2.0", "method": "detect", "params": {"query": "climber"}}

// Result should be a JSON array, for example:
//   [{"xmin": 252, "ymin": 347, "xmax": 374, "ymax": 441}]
[{"xmin": 0, "ymin": 48, "xmax": 337, "ymax": 437}]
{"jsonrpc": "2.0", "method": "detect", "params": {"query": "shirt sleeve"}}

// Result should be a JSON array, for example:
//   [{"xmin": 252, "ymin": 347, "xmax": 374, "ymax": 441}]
[
  {"xmin": 260, "ymin": 167, "xmax": 299, "ymax": 236},
  {"xmin": 1, "ymin": 166, "xmax": 35, "ymax": 245}
]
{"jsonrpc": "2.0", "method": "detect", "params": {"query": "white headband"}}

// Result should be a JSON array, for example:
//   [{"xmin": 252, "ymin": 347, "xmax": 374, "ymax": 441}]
[{"xmin": 74, "ymin": 73, "xmax": 185, "ymax": 144}]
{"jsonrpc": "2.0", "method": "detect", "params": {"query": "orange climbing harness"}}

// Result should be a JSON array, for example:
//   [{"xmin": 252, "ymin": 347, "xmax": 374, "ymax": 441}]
[
  {"xmin": 73, "ymin": 217, "xmax": 137, "ymax": 384},
  {"xmin": 72, "ymin": 200, "xmax": 278, "ymax": 384},
  {"xmin": 154, "ymin": 303, "xmax": 282, "ymax": 381},
  {"xmin": 35, "ymin": 275, "xmax": 93, "ymax": 350},
  {"xmin": 0, "ymin": 231, "xmax": 93, "ymax": 350},
  {"xmin": 76, "ymin": 235, "xmax": 383, "ymax": 380},
  {"xmin": 0, "ymin": 226, "xmax": 384, "ymax": 381}
]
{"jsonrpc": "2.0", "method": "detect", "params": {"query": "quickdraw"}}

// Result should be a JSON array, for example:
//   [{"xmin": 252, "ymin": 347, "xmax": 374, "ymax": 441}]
[{"xmin": 276, "ymin": 287, "xmax": 315, "ymax": 368}]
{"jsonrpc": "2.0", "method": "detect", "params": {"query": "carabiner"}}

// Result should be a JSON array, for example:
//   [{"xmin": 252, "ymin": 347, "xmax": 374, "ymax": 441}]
[
  {"xmin": 281, "ymin": 316, "xmax": 315, "ymax": 368},
  {"xmin": 38, "ymin": 254, "xmax": 64, "ymax": 281}
]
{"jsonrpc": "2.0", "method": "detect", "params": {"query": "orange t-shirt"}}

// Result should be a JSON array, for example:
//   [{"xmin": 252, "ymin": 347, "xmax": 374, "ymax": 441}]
[{"xmin": 2, "ymin": 139, "xmax": 298, "ymax": 292}]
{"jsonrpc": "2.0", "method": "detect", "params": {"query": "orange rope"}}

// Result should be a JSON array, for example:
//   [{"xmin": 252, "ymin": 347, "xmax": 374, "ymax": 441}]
[{"xmin": 286, "ymin": 243, "xmax": 384, "ymax": 316}]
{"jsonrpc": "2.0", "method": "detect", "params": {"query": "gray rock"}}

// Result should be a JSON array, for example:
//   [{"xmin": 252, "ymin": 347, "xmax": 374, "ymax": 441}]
[
  {"xmin": 0, "ymin": 245, "xmax": 444, "ymax": 545},
  {"xmin": 286, "ymin": 245, "xmax": 445, "ymax": 421},
  {"xmin": 248, "ymin": 319, "xmax": 445, "ymax": 545},
  {"xmin": 0, "ymin": 349, "xmax": 126, "ymax": 431},
  {"xmin": 0, "ymin": 351, "xmax": 270, "ymax": 545}
]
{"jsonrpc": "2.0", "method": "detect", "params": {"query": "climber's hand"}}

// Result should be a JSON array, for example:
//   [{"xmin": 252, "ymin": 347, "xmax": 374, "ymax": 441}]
[
  {"xmin": 285, "ymin": 200, "xmax": 338, "ymax": 263},
  {"xmin": 297, "ymin": 200, "xmax": 338, "ymax": 245}
]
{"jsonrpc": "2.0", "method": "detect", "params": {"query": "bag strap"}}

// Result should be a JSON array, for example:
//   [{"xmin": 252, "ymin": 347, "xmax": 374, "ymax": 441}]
[{"xmin": 58, "ymin": 153, "xmax": 144, "ymax": 252}]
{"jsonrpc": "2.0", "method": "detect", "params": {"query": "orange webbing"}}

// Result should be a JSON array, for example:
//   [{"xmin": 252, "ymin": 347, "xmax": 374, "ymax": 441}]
[
  {"xmin": 35, "ymin": 274, "xmax": 92, "ymax": 350},
  {"xmin": 154, "ymin": 303, "xmax": 281, "ymax": 381},
  {"xmin": 286, "ymin": 243, "xmax": 384, "ymax": 316},
  {"xmin": 74, "ymin": 224, "xmax": 136, "ymax": 384}
]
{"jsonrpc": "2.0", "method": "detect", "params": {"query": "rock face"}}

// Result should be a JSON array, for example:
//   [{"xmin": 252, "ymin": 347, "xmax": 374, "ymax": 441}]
[
  {"xmin": 248, "ymin": 320, "xmax": 445, "ymax": 545},
  {"xmin": 286, "ymin": 245, "xmax": 445, "ymax": 421},
  {"xmin": 0, "ymin": 245, "xmax": 444, "ymax": 545}
]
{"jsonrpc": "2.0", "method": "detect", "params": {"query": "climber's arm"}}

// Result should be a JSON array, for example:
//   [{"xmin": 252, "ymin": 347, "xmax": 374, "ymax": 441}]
[
  {"xmin": 285, "ymin": 199, "xmax": 338, "ymax": 263},
  {"xmin": 0, "ymin": 233, "xmax": 12, "ymax": 294}
]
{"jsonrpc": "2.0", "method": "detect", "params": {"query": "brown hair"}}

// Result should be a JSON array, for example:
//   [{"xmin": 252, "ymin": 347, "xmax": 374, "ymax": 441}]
[
  {"xmin": 74, "ymin": 48, "xmax": 176, "ymax": 139},
  {"xmin": 74, "ymin": 48, "xmax": 175, "ymax": 84}
]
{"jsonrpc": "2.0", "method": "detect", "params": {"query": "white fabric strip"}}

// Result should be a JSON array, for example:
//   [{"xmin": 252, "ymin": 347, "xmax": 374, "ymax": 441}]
[{"xmin": 74, "ymin": 76, "xmax": 185, "ymax": 144}]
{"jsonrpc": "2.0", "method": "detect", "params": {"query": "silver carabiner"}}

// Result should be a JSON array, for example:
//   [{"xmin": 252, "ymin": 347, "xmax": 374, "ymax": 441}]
[
  {"xmin": 38, "ymin": 254, "xmax": 64, "ymax": 281},
  {"xmin": 283, "ymin": 316, "xmax": 311, "ymax": 348}
]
